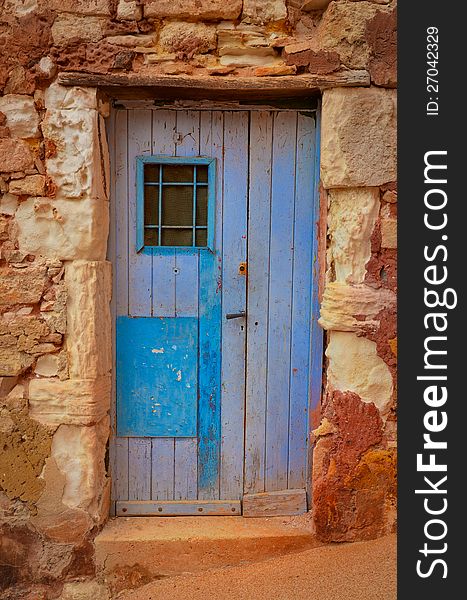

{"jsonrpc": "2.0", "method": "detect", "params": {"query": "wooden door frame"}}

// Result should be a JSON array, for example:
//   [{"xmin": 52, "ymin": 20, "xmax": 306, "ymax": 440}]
[{"xmin": 106, "ymin": 98, "xmax": 324, "ymax": 517}]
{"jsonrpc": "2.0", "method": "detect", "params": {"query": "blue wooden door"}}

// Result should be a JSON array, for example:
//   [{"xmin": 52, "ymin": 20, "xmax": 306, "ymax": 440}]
[{"xmin": 109, "ymin": 107, "xmax": 321, "ymax": 516}]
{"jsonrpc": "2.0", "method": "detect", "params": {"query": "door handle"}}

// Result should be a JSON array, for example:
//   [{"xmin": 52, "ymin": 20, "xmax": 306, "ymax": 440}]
[{"xmin": 226, "ymin": 311, "xmax": 246, "ymax": 320}]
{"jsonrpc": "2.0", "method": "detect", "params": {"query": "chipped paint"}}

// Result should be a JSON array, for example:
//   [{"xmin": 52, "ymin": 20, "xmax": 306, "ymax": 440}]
[{"xmin": 152, "ymin": 348, "xmax": 165, "ymax": 354}]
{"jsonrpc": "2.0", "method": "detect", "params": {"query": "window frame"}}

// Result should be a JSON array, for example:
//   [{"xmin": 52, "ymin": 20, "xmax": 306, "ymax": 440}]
[{"xmin": 136, "ymin": 155, "xmax": 217, "ymax": 253}]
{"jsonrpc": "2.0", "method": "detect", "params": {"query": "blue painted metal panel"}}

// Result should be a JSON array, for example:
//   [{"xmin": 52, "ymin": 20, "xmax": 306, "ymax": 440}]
[{"xmin": 117, "ymin": 316, "xmax": 198, "ymax": 437}]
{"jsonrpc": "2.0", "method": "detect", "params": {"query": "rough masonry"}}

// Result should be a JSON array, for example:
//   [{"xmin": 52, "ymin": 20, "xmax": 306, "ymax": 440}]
[{"xmin": 0, "ymin": 1, "xmax": 397, "ymax": 598}]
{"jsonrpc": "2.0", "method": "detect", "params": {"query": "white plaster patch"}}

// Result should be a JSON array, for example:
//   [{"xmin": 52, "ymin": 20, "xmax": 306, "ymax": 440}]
[
  {"xmin": 327, "ymin": 188, "xmax": 380, "ymax": 283},
  {"xmin": 326, "ymin": 331, "xmax": 393, "ymax": 415}
]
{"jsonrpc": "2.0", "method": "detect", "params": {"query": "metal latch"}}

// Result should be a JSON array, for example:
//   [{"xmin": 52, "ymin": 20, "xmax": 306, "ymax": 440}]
[
  {"xmin": 226, "ymin": 311, "xmax": 246, "ymax": 320},
  {"xmin": 238, "ymin": 261, "xmax": 247, "ymax": 276}
]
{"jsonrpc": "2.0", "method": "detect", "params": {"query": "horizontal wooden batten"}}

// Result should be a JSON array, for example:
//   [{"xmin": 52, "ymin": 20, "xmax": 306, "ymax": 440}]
[
  {"xmin": 57, "ymin": 71, "xmax": 370, "ymax": 101},
  {"xmin": 242, "ymin": 489, "xmax": 307, "ymax": 518},
  {"xmin": 116, "ymin": 500, "xmax": 241, "ymax": 516}
]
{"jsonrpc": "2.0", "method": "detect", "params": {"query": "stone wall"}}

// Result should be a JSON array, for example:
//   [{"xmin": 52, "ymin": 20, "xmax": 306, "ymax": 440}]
[{"xmin": 0, "ymin": 0, "xmax": 397, "ymax": 597}]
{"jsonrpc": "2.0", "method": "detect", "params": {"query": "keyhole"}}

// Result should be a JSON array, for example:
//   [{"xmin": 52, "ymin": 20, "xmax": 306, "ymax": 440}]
[{"xmin": 173, "ymin": 267, "xmax": 179, "ymax": 275}]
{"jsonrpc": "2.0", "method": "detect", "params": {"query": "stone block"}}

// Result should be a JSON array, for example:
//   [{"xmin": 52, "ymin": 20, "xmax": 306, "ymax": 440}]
[
  {"xmin": 51, "ymin": 14, "xmax": 106, "ymax": 46},
  {"xmin": 159, "ymin": 22, "xmax": 217, "ymax": 55},
  {"xmin": 0, "ymin": 264, "xmax": 47, "ymax": 306},
  {"xmin": 143, "ymin": 0, "xmax": 243, "ymax": 20},
  {"xmin": 0, "ymin": 95, "xmax": 40, "ymax": 139},
  {"xmin": 327, "ymin": 187, "xmax": 380, "ymax": 283},
  {"xmin": 302, "ymin": 0, "xmax": 331, "ymax": 10},
  {"xmin": 35, "ymin": 354, "xmax": 60, "ymax": 377},
  {"xmin": 0, "ymin": 138, "xmax": 34, "ymax": 172},
  {"xmin": 8, "ymin": 174, "xmax": 46, "ymax": 197},
  {"xmin": 32, "ymin": 457, "xmax": 93, "ymax": 543},
  {"xmin": 365, "ymin": 6, "xmax": 397, "ymax": 87},
  {"xmin": 319, "ymin": 282, "xmax": 396, "ymax": 333},
  {"xmin": 15, "ymin": 197, "xmax": 109, "ymax": 261},
  {"xmin": 43, "ymin": 0, "xmax": 111, "ymax": 15},
  {"xmin": 381, "ymin": 217, "xmax": 397, "ymax": 248},
  {"xmin": 0, "ymin": 347, "xmax": 34, "ymax": 376},
  {"xmin": 314, "ymin": 0, "xmax": 391, "ymax": 70},
  {"xmin": 65, "ymin": 260, "xmax": 112, "ymax": 379},
  {"xmin": 44, "ymin": 83, "xmax": 99, "ymax": 111},
  {"xmin": 326, "ymin": 331, "xmax": 393, "ymax": 415},
  {"xmin": 59, "ymin": 581, "xmax": 111, "ymax": 600},
  {"xmin": 242, "ymin": 0, "xmax": 287, "ymax": 23},
  {"xmin": 29, "ymin": 377, "xmax": 111, "ymax": 426},
  {"xmin": 51, "ymin": 417, "xmax": 109, "ymax": 515},
  {"xmin": 321, "ymin": 88, "xmax": 396, "ymax": 188},
  {"xmin": 42, "ymin": 108, "xmax": 109, "ymax": 201},
  {"xmin": 2, "ymin": 0, "xmax": 39, "ymax": 18},
  {"xmin": 0, "ymin": 193, "xmax": 18, "ymax": 215},
  {"xmin": 117, "ymin": 0, "xmax": 142, "ymax": 21}
]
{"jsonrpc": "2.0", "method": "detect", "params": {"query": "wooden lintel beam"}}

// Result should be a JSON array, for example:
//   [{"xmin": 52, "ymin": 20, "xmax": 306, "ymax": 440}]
[{"xmin": 57, "ymin": 70, "xmax": 370, "ymax": 100}]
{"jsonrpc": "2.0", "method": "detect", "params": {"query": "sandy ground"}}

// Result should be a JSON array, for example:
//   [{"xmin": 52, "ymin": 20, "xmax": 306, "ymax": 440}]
[{"xmin": 121, "ymin": 534, "xmax": 396, "ymax": 600}]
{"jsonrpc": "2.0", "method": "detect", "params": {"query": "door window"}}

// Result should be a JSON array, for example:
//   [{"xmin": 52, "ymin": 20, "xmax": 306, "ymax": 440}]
[{"xmin": 136, "ymin": 157, "xmax": 215, "ymax": 251}]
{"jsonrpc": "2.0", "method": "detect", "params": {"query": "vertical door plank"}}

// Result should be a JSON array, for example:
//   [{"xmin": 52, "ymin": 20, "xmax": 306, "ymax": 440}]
[
  {"xmin": 175, "ymin": 249, "xmax": 199, "ymax": 317},
  {"xmin": 112, "ymin": 110, "xmax": 130, "ymax": 506},
  {"xmin": 112, "ymin": 437, "xmax": 129, "ymax": 502},
  {"xmin": 151, "ymin": 438, "xmax": 175, "ymax": 500},
  {"xmin": 244, "ymin": 111, "xmax": 273, "ymax": 494},
  {"xmin": 127, "ymin": 110, "xmax": 152, "ymax": 499},
  {"xmin": 174, "ymin": 438, "xmax": 197, "ymax": 500},
  {"xmin": 265, "ymin": 112, "xmax": 297, "ymax": 492},
  {"xmin": 114, "ymin": 109, "xmax": 129, "ymax": 317},
  {"xmin": 128, "ymin": 109, "xmax": 152, "ymax": 316},
  {"xmin": 197, "ymin": 111, "xmax": 223, "ymax": 500},
  {"xmin": 220, "ymin": 111, "xmax": 249, "ymax": 500},
  {"xmin": 152, "ymin": 110, "xmax": 177, "ymax": 318},
  {"xmin": 288, "ymin": 113, "xmax": 315, "ymax": 489},
  {"xmin": 128, "ymin": 438, "xmax": 152, "ymax": 500},
  {"xmin": 107, "ymin": 109, "xmax": 119, "ymax": 513},
  {"xmin": 174, "ymin": 110, "xmax": 200, "ymax": 498},
  {"xmin": 150, "ymin": 110, "xmax": 177, "ymax": 498}
]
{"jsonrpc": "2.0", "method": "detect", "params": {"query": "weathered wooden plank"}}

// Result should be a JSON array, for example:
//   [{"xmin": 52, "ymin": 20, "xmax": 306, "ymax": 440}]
[
  {"xmin": 128, "ymin": 438, "xmax": 152, "ymax": 501},
  {"xmin": 112, "ymin": 437, "xmax": 129, "ymax": 503},
  {"xmin": 174, "ymin": 438, "xmax": 197, "ymax": 500},
  {"xmin": 173, "ymin": 110, "xmax": 200, "ymax": 499},
  {"xmin": 116, "ymin": 500, "xmax": 241, "ymax": 516},
  {"xmin": 265, "ymin": 112, "xmax": 297, "ymax": 492},
  {"xmin": 151, "ymin": 438, "xmax": 175, "ymax": 500},
  {"xmin": 242, "ymin": 489, "xmax": 307, "ymax": 518},
  {"xmin": 58, "ymin": 71, "xmax": 371, "ymax": 98},
  {"xmin": 175, "ymin": 249, "xmax": 199, "ymax": 317},
  {"xmin": 244, "ymin": 110, "xmax": 273, "ymax": 495},
  {"xmin": 128, "ymin": 109, "xmax": 152, "ymax": 316},
  {"xmin": 151, "ymin": 110, "xmax": 176, "ymax": 318},
  {"xmin": 288, "ymin": 112, "xmax": 315, "ymax": 490},
  {"xmin": 220, "ymin": 111, "xmax": 248, "ymax": 500},
  {"xmin": 197, "ymin": 249, "xmax": 222, "ymax": 499},
  {"xmin": 114, "ymin": 109, "xmax": 129, "ymax": 317},
  {"xmin": 197, "ymin": 111, "xmax": 223, "ymax": 501}
]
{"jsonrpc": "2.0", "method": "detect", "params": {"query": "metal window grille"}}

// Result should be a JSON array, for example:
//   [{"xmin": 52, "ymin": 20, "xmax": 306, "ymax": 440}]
[{"xmin": 142, "ymin": 163, "xmax": 209, "ymax": 247}]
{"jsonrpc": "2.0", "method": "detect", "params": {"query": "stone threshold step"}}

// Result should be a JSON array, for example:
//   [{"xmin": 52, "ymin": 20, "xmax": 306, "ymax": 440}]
[{"xmin": 95, "ymin": 514, "xmax": 320, "ymax": 596}]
